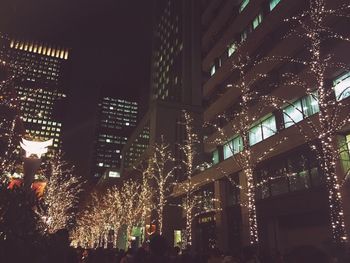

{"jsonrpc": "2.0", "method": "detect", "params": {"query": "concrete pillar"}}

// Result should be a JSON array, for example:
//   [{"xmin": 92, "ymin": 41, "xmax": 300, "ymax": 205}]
[{"xmin": 23, "ymin": 157, "xmax": 41, "ymax": 191}]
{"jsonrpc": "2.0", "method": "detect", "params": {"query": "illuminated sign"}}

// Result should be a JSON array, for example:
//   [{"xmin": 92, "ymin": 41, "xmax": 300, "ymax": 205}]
[
  {"xmin": 20, "ymin": 138, "xmax": 53, "ymax": 158},
  {"xmin": 108, "ymin": 171, "xmax": 120, "ymax": 178}
]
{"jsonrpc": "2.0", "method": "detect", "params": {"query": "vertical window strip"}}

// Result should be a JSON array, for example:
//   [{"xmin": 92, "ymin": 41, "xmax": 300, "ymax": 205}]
[
  {"xmin": 239, "ymin": 0, "xmax": 250, "ymax": 13},
  {"xmin": 269, "ymin": 0, "xmax": 281, "ymax": 11}
]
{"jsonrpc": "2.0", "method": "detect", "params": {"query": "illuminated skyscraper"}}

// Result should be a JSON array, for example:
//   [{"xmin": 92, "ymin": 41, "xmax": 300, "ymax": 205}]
[
  {"xmin": 92, "ymin": 97, "xmax": 138, "ymax": 178},
  {"xmin": 150, "ymin": 0, "xmax": 201, "ymax": 105},
  {"xmin": 0, "ymin": 36, "xmax": 70, "ymax": 155}
]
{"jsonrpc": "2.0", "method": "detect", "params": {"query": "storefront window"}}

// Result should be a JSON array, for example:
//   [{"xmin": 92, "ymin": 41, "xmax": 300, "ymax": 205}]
[
  {"xmin": 288, "ymin": 155, "xmax": 311, "ymax": 191},
  {"xmin": 270, "ymin": 166, "xmax": 289, "ymax": 196},
  {"xmin": 255, "ymin": 149, "xmax": 321, "ymax": 199},
  {"xmin": 174, "ymin": 230, "xmax": 182, "ymax": 247}
]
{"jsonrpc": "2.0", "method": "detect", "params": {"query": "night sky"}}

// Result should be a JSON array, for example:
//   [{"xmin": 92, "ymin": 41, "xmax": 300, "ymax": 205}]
[{"xmin": 0, "ymin": 0, "xmax": 154, "ymax": 177}]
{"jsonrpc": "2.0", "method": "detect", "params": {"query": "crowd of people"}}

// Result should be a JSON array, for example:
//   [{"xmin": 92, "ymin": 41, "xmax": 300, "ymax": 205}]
[
  {"xmin": 1, "ymin": 229, "xmax": 349, "ymax": 263},
  {"xmin": 75, "ymin": 243, "xmax": 344, "ymax": 263}
]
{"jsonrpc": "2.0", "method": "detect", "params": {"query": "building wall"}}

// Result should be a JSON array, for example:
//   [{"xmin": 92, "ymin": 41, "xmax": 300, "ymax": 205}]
[
  {"xmin": 0, "ymin": 36, "xmax": 70, "ymax": 156},
  {"xmin": 92, "ymin": 97, "xmax": 138, "ymax": 178},
  {"xmin": 167, "ymin": 0, "xmax": 350, "ymax": 255}
]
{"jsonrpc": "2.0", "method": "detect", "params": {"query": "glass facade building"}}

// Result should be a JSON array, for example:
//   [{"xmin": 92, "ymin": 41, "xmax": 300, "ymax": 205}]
[{"xmin": 92, "ymin": 97, "xmax": 138, "ymax": 178}]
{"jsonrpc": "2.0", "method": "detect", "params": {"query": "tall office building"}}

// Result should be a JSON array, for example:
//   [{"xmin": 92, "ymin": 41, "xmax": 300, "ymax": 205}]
[
  {"xmin": 150, "ymin": 0, "xmax": 201, "ymax": 105},
  {"xmin": 0, "ymin": 61, "xmax": 21, "ymax": 160},
  {"xmin": 92, "ymin": 97, "xmax": 138, "ymax": 178},
  {"xmin": 122, "ymin": 0, "xmax": 202, "ymax": 173},
  {"xmin": 120, "ymin": 0, "xmax": 203, "ymax": 245},
  {"xmin": 0, "ymin": 36, "xmax": 69, "ymax": 155},
  {"xmin": 163, "ymin": 0, "xmax": 350, "ymax": 255}
]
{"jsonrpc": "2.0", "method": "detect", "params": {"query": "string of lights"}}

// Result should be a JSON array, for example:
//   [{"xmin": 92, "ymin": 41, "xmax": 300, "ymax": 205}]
[
  {"xmin": 148, "ymin": 136, "xmax": 177, "ymax": 235},
  {"xmin": 36, "ymin": 153, "xmax": 83, "ymax": 234},
  {"xmin": 259, "ymin": 0, "xmax": 350, "ymax": 244}
]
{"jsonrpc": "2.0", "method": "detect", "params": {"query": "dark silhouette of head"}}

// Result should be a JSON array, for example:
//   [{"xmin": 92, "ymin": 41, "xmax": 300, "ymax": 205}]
[{"xmin": 149, "ymin": 234, "xmax": 168, "ymax": 257}]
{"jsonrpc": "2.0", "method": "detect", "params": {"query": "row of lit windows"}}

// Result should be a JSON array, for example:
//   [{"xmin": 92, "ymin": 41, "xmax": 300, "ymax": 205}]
[
  {"xmin": 22, "ymin": 117, "xmax": 61, "ymax": 127},
  {"xmin": 103, "ymin": 97, "xmax": 137, "ymax": 105},
  {"xmin": 99, "ymin": 134, "xmax": 127, "ymax": 140},
  {"xmin": 98, "ymin": 138, "xmax": 127, "ymax": 144},
  {"xmin": 210, "ymin": 0, "xmax": 282, "ymax": 77},
  {"xmin": 10, "ymin": 39, "xmax": 69, "ymax": 60},
  {"xmin": 239, "ymin": 0, "xmax": 281, "ymax": 13},
  {"xmin": 26, "ymin": 130, "xmax": 60, "ymax": 138},
  {"xmin": 212, "ymin": 73, "xmax": 350, "ymax": 164},
  {"xmin": 17, "ymin": 87, "xmax": 63, "ymax": 96}
]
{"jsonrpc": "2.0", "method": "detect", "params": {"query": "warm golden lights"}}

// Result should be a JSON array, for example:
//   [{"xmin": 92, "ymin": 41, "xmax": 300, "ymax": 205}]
[{"xmin": 10, "ymin": 39, "xmax": 69, "ymax": 60}]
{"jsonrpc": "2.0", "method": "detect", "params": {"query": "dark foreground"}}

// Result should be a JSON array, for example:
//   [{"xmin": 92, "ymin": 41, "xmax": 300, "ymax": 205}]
[{"xmin": 0, "ymin": 230, "xmax": 349, "ymax": 263}]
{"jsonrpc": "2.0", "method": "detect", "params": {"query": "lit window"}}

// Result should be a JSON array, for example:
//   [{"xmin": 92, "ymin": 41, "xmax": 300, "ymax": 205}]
[
  {"xmin": 241, "ymin": 29, "xmax": 249, "ymax": 42},
  {"xmin": 212, "ymin": 149, "xmax": 219, "ymax": 165},
  {"xmin": 261, "ymin": 115, "xmax": 277, "ymax": 139},
  {"xmin": 210, "ymin": 64, "xmax": 216, "ymax": 76},
  {"xmin": 252, "ymin": 13, "xmax": 263, "ymax": 30},
  {"xmin": 98, "ymin": 163, "xmax": 104, "ymax": 167},
  {"xmin": 249, "ymin": 115, "xmax": 277, "ymax": 146},
  {"xmin": 302, "ymin": 92, "xmax": 319, "ymax": 117},
  {"xmin": 283, "ymin": 100, "xmax": 303, "ymax": 128},
  {"xmin": 223, "ymin": 142, "xmax": 233, "ymax": 160},
  {"xmin": 269, "ymin": 0, "xmax": 281, "ymax": 11},
  {"xmin": 346, "ymin": 134, "xmax": 350, "ymax": 155},
  {"xmin": 228, "ymin": 42, "xmax": 236, "ymax": 57},
  {"xmin": 223, "ymin": 136, "xmax": 243, "ymax": 160},
  {"xmin": 109, "ymin": 171, "xmax": 120, "ymax": 178},
  {"xmin": 249, "ymin": 124, "xmax": 263, "ymax": 146},
  {"xmin": 333, "ymin": 71, "xmax": 350, "ymax": 101},
  {"xmin": 283, "ymin": 92, "xmax": 319, "ymax": 128},
  {"xmin": 239, "ymin": 0, "xmax": 249, "ymax": 13}
]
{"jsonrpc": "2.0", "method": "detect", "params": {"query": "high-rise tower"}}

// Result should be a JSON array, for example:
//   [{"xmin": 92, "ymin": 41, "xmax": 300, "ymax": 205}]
[
  {"xmin": 92, "ymin": 97, "xmax": 138, "ymax": 178},
  {"xmin": 0, "ymin": 36, "xmax": 70, "ymax": 155}
]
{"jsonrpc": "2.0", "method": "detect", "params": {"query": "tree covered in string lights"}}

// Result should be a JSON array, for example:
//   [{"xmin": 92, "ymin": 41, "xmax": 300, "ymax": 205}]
[
  {"xmin": 178, "ymin": 111, "xmax": 221, "ymax": 247},
  {"xmin": 71, "ymin": 193, "xmax": 104, "ymax": 248},
  {"xmin": 205, "ymin": 42, "xmax": 289, "ymax": 244},
  {"xmin": 148, "ymin": 136, "xmax": 177, "ymax": 235},
  {"xmin": 133, "ymin": 160, "xmax": 153, "ymax": 241},
  {"xmin": 36, "ymin": 153, "xmax": 83, "ymax": 235},
  {"xmin": 119, "ymin": 179, "xmax": 143, "ymax": 247},
  {"xmin": 260, "ymin": 0, "xmax": 350, "ymax": 244},
  {"xmin": 71, "ymin": 177, "xmax": 150, "ymax": 249}
]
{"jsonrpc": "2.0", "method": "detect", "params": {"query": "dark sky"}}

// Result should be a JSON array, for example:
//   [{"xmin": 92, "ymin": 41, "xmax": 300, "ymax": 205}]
[{"xmin": 0, "ymin": 0, "xmax": 154, "ymax": 177}]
